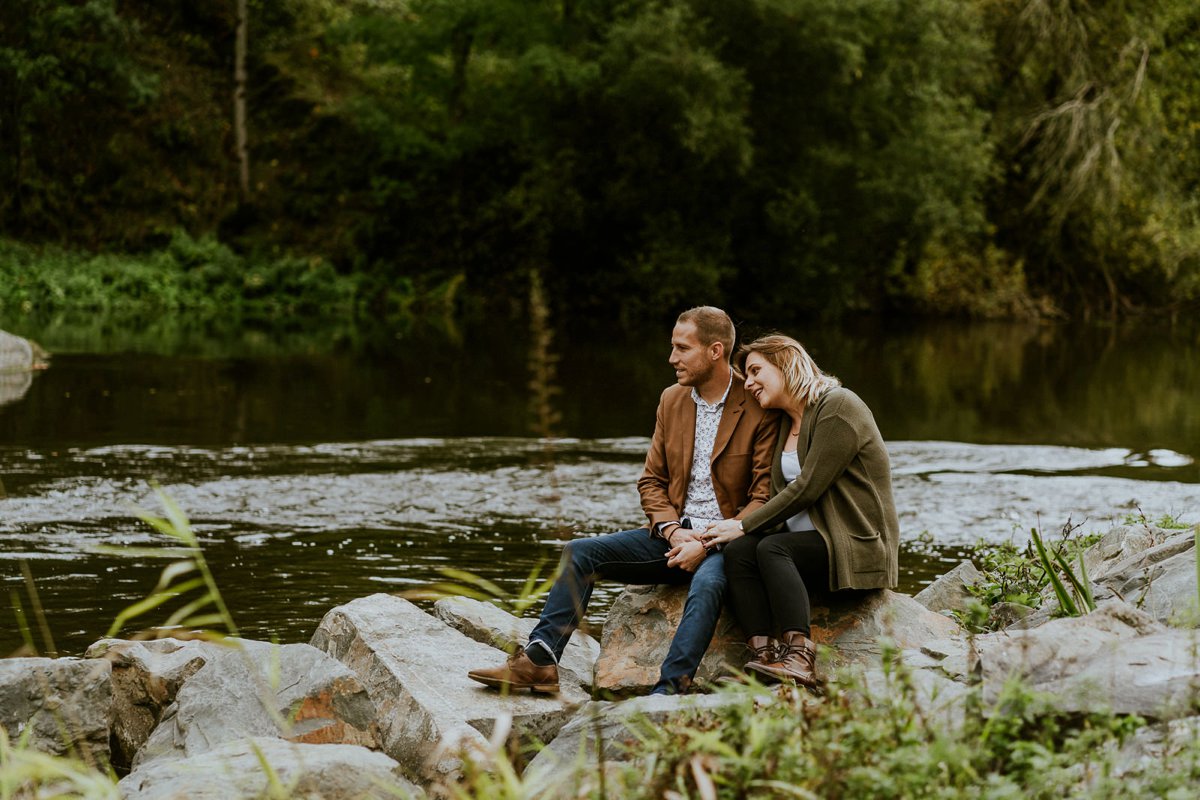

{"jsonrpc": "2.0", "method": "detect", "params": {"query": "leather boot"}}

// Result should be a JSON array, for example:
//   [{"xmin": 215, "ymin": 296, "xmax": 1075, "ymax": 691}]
[
  {"xmin": 749, "ymin": 630, "xmax": 818, "ymax": 689},
  {"xmin": 743, "ymin": 635, "xmax": 783, "ymax": 684},
  {"xmin": 468, "ymin": 646, "xmax": 559, "ymax": 694}
]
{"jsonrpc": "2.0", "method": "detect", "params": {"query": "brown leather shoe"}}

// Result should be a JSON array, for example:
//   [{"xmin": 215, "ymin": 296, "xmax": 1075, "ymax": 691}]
[
  {"xmin": 746, "ymin": 630, "xmax": 818, "ymax": 689},
  {"xmin": 468, "ymin": 646, "xmax": 559, "ymax": 694},
  {"xmin": 743, "ymin": 635, "xmax": 783, "ymax": 684}
]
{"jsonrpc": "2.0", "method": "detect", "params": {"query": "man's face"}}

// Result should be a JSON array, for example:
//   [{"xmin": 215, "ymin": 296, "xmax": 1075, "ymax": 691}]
[{"xmin": 668, "ymin": 321, "xmax": 716, "ymax": 387}]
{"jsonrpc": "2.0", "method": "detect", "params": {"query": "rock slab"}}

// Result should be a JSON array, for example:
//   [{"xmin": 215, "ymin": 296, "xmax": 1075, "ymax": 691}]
[
  {"xmin": 972, "ymin": 600, "xmax": 1200, "ymax": 719},
  {"xmin": 0, "ymin": 657, "xmax": 112, "ymax": 765},
  {"xmin": 433, "ymin": 596, "xmax": 600, "ymax": 690},
  {"xmin": 913, "ymin": 560, "xmax": 982, "ymax": 615},
  {"xmin": 311, "ymin": 593, "xmax": 586, "ymax": 781},
  {"xmin": 118, "ymin": 737, "xmax": 421, "ymax": 800},
  {"xmin": 127, "ymin": 638, "xmax": 377, "ymax": 768}
]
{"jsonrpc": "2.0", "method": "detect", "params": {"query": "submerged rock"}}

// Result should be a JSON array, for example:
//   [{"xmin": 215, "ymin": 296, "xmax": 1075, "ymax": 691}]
[
  {"xmin": 0, "ymin": 657, "xmax": 112, "ymax": 765},
  {"xmin": 119, "ymin": 737, "xmax": 421, "ymax": 800}
]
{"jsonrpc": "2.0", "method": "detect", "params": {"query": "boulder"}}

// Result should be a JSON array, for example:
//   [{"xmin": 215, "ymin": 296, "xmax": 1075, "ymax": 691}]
[
  {"xmin": 913, "ymin": 560, "xmax": 982, "ymax": 615},
  {"xmin": 522, "ymin": 693, "xmax": 744, "ymax": 797},
  {"xmin": 810, "ymin": 589, "xmax": 963, "ymax": 664},
  {"xmin": 118, "ymin": 737, "xmax": 422, "ymax": 800},
  {"xmin": 0, "ymin": 657, "xmax": 111, "ymax": 765},
  {"xmin": 130, "ymin": 638, "xmax": 377, "ymax": 768},
  {"xmin": 310, "ymin": 593, "xmax": 586, "ymax": 782},
  {"xmin": 1085, "ymin": 527, "xmax": 1200, "ymax": 626},
  {"xmin": 433, "ymin": 596, "xmax": 600, "ymax": 691},
  {"xmin": 0, "ymin": 329, "xmax": 49, "ymax": 371},
  {"xmin": 84, "ymin": 638, "xmax": 208, "ymax": 769},
  {"xmin": 971, "ymin": 600, "xmax": 1200, "ymax": 719},
  {"xmin": 593, "ymin": 585, "xmax": 745, "ymax": 694}
]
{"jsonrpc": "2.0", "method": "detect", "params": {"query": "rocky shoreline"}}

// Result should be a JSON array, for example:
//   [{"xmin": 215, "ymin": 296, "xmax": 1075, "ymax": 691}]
[{"xmin": 3, "ymin": 522, "xmax": 1199, "ymax": 798}]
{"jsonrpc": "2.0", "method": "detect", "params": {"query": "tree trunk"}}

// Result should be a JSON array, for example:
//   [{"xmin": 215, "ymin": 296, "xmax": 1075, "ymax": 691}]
[{"xmin": 233, "ymin": 0, "xmax": 250, "ymax": 202}]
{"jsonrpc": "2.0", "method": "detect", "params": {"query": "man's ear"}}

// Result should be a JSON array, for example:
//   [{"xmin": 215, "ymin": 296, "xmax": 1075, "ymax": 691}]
[{"xmin": 710, "ymin": 342, "xmax": 725, "ymax": 362}]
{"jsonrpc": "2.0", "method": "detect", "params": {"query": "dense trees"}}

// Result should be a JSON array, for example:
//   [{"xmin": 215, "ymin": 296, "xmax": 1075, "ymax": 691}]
[{"xmin": 1, "ymin": 0, "xmax": 1197, "ymax": 322}]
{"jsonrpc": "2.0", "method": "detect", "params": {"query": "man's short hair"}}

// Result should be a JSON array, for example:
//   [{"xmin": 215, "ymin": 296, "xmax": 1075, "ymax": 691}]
[{"xmin": 677, "ymin": 306, "xmax": 735, "ymax": 361}]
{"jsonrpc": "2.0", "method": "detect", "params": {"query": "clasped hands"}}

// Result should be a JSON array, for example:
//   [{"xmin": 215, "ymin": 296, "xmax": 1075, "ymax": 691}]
[{"xmin": 664, "ymin": 519, "xmax": 746, "ymax": 572}]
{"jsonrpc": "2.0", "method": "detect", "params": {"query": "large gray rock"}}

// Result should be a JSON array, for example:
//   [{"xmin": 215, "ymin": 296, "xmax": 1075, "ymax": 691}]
[
  {"xmin": 810, "ymin": 589, "xmax": 963, "ymax": 664},
  {"xmin": 84, "ymin": 639, "xmax": 208, "ymax": 768},
  {"xmin": 594, "ymin": 585, "xmax": 745, "ymax": 694},
  {"xmin": 0, "ymin": 330, "xmax": 48, "ymax": 407},
  {"xmin": 0, "ymin": 657, "xmax": 112, "ymax": 765},
  {"xmin": 522, "ymin": 693, "xmax": 745, "ymax": 796},
  {"xmin": 913, "ymin": 560, "xmax": 982, "ymax": 615},
  {"xmin": 0, "ymin": 329, "xmax": 49, "ymax": 371},
  {"xmin": 971, "ymin": 600, "xmax": 1200, "ymax": 719},
  {"xmin": 433, "ymin": 596, "xmax": 600, "ymax": 691},
  {"xmin": 310, "ymin": 594, "xmax": 586, "ymax": 782},
  {"xmin": 130, "ymin": 638, "xmax": 377, "ymax": 768},
  {"xmin": 1085, "ymin": 526, "xmax": 1200, "ymax": 625},
  {"xmin": 118, "ymin": 737, "xmax": 422, "ymax": 800}
]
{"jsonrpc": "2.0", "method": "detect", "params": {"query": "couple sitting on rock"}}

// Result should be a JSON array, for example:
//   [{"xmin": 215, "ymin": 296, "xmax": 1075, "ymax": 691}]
[{"xmin": 468, "ymin": 306, "xmax": 900, "ymax": 695}]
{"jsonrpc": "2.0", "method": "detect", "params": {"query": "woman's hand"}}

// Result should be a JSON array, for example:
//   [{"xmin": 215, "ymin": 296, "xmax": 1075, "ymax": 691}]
[{"xmin": 700, "ymin": 519, "xmax": 745, "ymax": 549}]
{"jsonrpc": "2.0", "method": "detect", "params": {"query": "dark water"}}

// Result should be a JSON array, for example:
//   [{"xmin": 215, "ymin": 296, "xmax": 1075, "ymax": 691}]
[{"xmin": 1, "ymin": 313, "xmax": 1198, "ymax": 657}]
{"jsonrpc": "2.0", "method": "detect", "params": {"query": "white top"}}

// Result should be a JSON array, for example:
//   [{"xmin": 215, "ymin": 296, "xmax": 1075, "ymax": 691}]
[
  {"xmin": 780, "ymin": 449, "xmax": 816, "ymax": 532},
  {"xmin": 680, "ymin": 374, "xmax": 733, "ymax": 529}
]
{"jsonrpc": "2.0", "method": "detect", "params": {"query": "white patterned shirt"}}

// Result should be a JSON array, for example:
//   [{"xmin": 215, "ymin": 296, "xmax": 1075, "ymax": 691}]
[{"xmin": 681, "ymin": 374, "xmax": 733, "ymax": 529}]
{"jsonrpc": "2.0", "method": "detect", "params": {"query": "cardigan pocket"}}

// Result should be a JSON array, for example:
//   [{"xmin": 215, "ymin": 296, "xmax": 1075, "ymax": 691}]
[{"xmin": 847, "ymin": 529, "xmax": 886, "ymax": 575}]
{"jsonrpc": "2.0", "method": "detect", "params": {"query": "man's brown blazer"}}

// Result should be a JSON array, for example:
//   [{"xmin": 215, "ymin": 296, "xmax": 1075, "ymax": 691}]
[{"xmin": 637, "ymin": 376, "xmax": 780, "ymax": 532}]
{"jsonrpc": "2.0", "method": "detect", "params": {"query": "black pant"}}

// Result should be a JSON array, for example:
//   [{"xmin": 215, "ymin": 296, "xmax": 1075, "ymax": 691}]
[{"xmin": 724, "ymin": 530, "xmax": 830, "ymax": 638}]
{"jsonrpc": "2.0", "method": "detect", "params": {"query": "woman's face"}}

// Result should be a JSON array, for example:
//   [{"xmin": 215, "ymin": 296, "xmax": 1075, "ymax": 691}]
[{"xmin": 743, "ymin": 352, "xmax": 787, "ymax": 409}]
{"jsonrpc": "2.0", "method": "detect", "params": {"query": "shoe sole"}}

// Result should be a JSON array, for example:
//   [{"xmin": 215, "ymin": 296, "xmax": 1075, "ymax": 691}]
[{"xmin": 467, "ymin": 673, "xmax": 559, "ymax": 694}]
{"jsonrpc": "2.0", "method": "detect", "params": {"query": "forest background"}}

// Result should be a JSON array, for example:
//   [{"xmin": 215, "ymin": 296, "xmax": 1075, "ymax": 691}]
[{"xmin": 2, "ymin": 0, "xmax": 1198, "ymax": 330}]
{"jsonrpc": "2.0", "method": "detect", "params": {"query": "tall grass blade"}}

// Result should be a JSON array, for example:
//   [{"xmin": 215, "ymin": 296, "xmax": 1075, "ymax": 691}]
[
  {"xmin": 20, "ymin": 561, "xmax": 56, "ymax": 657},
  {"xmin": 1030, "ymin": 527, "xmax": 1077, "ymax": 616}
]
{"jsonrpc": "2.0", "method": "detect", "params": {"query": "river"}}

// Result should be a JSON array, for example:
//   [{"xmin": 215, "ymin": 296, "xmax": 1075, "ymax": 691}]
[{"xmin": 2, "ymin": 313, "xmax": 1198, "ymax": 656}]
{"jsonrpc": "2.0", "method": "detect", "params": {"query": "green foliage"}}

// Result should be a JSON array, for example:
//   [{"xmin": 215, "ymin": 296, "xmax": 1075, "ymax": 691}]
[
  {"xmin": 538, "ymin": 661, "xmax": 1155, "ymax": 799},
  {"xmin": 0, "ymin": 233, "xmax": 365, "ymax": 321},
  {"xmin": 964, "ymin": 521, "xmax": 1102, "ymax": 630},
  {"xmin": 0, "ymin": 728, "xmax": 119, "ymax": 800},
  {"xmin": 3, "ymin": 0, "xmax": 1200, "ymax": 322}
]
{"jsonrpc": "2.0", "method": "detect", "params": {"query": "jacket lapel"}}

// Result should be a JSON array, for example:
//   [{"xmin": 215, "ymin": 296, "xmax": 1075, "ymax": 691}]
[{"xmin": 709, "ymin": 381, "xmax": 744, "ymax": 464}]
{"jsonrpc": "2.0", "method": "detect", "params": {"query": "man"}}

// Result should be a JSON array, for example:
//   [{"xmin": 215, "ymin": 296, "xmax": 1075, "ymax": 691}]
[{"xmin": 467, "ymin": 306, "xmax": 778, "ymax": 695}]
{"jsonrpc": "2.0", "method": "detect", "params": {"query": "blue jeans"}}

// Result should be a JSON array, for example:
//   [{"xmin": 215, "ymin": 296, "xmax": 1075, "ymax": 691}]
[{"xmin": 527, "ymin": 528, "xmax": 726, "ymax": 693}]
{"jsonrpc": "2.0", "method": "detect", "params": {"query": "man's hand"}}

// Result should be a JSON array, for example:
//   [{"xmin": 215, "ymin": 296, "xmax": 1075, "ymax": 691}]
[
  {"xmin": 700, "ymin": 519, "xmax": 745, "ymax": 549},
  {"xmin": 666, "ymin": 538, "xmax": 708, "ymax": 572}
]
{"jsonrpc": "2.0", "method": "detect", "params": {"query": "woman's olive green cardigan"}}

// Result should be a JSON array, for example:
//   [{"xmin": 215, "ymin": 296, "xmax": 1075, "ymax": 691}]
[{"xmin": 740, "ymin": 387, "xmax": 900, "ymax": 590}]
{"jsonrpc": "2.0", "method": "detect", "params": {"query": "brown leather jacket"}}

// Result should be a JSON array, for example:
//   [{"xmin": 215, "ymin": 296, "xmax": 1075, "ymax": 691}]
[{"xmin": 637, "ymin": 376, "xmax": 780, "ymax": 532}]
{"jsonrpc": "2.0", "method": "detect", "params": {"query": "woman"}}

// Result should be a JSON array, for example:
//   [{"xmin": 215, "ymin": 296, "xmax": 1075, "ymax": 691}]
[{"xmin": 700, "ymin": 334, "xmax": 899, "ymax": 687}]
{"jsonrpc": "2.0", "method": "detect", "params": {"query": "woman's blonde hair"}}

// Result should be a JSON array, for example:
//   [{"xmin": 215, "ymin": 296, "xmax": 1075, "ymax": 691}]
[{"xmin": 736, "ymin": 334, "xmax": 840, "ymax": 407}]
